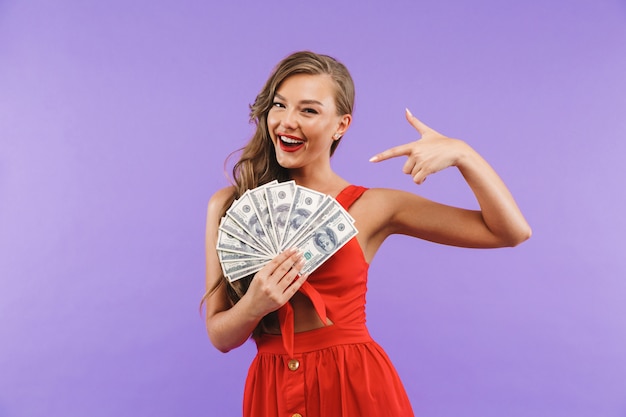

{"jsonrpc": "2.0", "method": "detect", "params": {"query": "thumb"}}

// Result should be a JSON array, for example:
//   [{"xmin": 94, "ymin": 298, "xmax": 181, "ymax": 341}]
[{"xmin": 405, "ymin": 108, "xmax": 429, "ymax": 135}]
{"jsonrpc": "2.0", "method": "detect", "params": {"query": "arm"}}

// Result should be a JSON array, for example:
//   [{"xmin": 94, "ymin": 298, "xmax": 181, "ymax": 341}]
[
  {"xmin": 204, "ymin": 187, "xmax": 308, "ymax": 353},
  {"xmin": 368, "ymin": 109, "xmax": 531, "ymax": 248}
]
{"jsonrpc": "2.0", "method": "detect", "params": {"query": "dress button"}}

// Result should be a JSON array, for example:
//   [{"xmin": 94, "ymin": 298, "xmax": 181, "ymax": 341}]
[
  {"xmin": 287, "ymin": 359, "xmax": 300, "ymax": 371},
  {"xmin": 292, "ymin": 414, "xmax": 302, "ymax": 417}
]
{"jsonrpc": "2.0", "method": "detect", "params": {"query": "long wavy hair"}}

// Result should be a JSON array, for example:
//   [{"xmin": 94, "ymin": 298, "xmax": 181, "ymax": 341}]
[{"xmin": 207, "ymin": 51, "xmax": 355, "ymax": 333}]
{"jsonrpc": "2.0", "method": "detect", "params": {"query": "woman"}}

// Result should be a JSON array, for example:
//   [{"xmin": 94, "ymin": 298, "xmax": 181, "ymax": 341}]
[{"xmin": 204, "ymin": 51, "xmax": 531, "ymax": 417}]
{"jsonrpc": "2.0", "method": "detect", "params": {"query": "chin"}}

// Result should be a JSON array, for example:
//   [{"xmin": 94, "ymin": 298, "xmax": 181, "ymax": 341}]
[{"xmin": 276, "ymin": 159, "xmax": 299, "ymax": 170}]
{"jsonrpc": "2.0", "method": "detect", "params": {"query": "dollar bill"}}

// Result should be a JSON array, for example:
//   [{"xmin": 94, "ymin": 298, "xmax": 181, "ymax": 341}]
[
  {"xmin": 226, "ymin": 192, "xmax": 275, "ymax": 254},
  {"xmin": 217, "ymin": 248, "xmax": 268, "ymax": 263},
  {"xmin": 248, "ymin": 184, "xmax": 279, "ymax": 252},
  {"xmin": 226, "ymin": 262, "xmax": 266, "ymax": 282},
  {"xmin": 216, "ymin": 229, "xmax": 268, "ymax": 257},
  {"xmin": 265, "ymin": 181, "xmax": 297, "ymax": 248},
  {"xmin": 221, "ymin": 258, "xmax": 269, "ymax": 279},
  {"xmin": 297, "ymin": 209, "xmax": 358, "ymax": 275},
  {"xmin": 219, "ymin": 216, "xmax": 271, "ymax": 255},
  {"xmin": 281, "ymin": 186, "xmax": 327, "ymax": 248},
  {"xmin": 284, "ymin": 197, "xmax": 342, "ymax": 249}
]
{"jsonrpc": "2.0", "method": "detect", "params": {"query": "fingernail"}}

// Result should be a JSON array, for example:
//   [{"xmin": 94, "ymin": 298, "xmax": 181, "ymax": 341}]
[
  {"xmin": 369, "ymin": 155, "xmax": 378, "ymax": 162},
  {"xmin": 405, "ymin": 108, "xmax": 413, "ymax": 117}
]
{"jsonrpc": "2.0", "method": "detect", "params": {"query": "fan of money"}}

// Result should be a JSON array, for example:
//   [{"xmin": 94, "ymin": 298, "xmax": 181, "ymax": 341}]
[{"xmin": 217, "ymin": 180, "xmax": 358, "ymax": 282}]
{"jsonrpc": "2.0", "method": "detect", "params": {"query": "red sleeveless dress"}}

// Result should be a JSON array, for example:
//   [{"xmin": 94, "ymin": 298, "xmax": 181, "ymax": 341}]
[{"xmin": 243, "ymin": 185, "xmax": 414, "ymax": 417}]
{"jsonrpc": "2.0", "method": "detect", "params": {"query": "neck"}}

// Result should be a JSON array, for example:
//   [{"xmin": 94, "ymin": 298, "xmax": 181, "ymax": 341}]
[{"xmin": 288, "ymin": 166, "xmax": 348, "ymax": 196}]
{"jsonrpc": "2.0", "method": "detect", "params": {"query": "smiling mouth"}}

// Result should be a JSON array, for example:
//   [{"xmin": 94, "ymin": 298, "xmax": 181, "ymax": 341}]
[{"xmin": 278, "ymin": 135, "xmax": 305, "ymax": 152}]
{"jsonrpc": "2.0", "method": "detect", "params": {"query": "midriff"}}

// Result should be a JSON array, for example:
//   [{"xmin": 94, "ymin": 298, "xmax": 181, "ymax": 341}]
[{"xmin": 265, "ymin": 292, "xmax": 333, "ymax": 334}]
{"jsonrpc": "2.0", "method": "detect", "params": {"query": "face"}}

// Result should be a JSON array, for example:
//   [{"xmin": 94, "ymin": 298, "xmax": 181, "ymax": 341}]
[
  {"xmin": 317, "ymin": 233, "xmax": 333, "ymax": 251},
  {"xmin": 267, "ymin": 73, "xmax": 351, "ymax": 170}
]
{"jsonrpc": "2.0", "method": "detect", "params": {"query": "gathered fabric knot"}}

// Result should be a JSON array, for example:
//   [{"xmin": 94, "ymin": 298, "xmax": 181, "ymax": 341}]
[{"xmin": 276, "ymin": 281, "xmax": 328, "ymax": 357}]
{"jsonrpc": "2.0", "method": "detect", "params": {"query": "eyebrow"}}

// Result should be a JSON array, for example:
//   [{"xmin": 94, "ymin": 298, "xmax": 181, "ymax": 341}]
[{"xmin": 274, "ymin": 93, "xmax": 324, "ymax": 107}]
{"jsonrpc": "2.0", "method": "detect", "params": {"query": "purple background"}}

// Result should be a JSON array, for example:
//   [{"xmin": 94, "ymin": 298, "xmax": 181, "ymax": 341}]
[{"xmin": 1, "ymin": 0, "xmax": 625, "ymax": 416}]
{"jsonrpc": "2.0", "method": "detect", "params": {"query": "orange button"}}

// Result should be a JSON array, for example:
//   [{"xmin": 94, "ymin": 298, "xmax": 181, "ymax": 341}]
[
  {"xmin": 287, "ymin": 359, "xmax": 300, "ymax": 371},
  {"xmin": 292, "ymin": 414, "xmax": 303, "ymax": 417}
]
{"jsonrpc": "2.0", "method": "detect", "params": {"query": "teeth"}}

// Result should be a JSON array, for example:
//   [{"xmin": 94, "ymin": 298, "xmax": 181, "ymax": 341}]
[{"xmin": 280, "ymin": 136, "xmax": 303, "ymax": 144}]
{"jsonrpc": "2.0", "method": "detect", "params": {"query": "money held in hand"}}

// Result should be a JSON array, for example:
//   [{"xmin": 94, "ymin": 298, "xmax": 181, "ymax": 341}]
[{"xmin": 217, "ymin": 181, "xmax": 358, "ymax": 282}]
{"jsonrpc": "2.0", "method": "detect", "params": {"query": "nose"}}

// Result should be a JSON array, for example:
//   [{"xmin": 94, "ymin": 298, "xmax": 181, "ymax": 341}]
[{"xmin": 280, "ymin": 108, "xmax": 298, "ymax": 130}]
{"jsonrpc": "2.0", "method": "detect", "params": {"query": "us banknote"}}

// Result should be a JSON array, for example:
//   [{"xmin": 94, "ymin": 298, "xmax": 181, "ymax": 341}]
[
  {"xmin": 296, "ymin": 209, "xmax": 358, "ymax": 275},
  {"xmin": 217, "ymin": 182, "xmax": 358, "ymax": 282},
  {"xmin": 226, "ymin": 192, "xmax": 275, "ymax": 255},
  {"xmin": 248, "ymin": 184, "xmax": 279, "ymax": 253},
  {"xmin": 265, "ymin": 181, "xmax": 297, "ymax": 247},
  {"xmin": 280, "ymin": 186, "xmax": 327, "ymax": 248},
  {"xmin": 219, "ymin": 216, "xmax": 270, "ymax": 255},
  {"xmin": 221, "ymin": 258, "xmax": 270, "ymax": 280}
]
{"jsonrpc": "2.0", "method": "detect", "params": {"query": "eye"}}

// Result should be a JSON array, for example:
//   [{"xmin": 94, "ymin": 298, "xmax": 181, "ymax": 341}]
[
  {"xmin": 302, "ymin": 108, "xmax": 318, "ymax": 114},
  {"xmin": 272, "ymin": 101, "xmax": 285, "ymax": 108}
]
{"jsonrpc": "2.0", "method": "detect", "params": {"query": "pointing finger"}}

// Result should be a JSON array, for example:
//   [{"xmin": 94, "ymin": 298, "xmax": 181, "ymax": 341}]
[{"xmin": 369, "ymin": 142, "xmax": 413, "ymax": 163}]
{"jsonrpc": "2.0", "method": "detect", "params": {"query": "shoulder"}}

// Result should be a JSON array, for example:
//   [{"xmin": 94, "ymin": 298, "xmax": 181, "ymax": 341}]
[
  {"xmin": 352, "ymin": 187, "xmax": 432, "ymax": 230},
  {"xmin": 348, "ymin": 187, "xmax": 409, "ymax": 222},
  {"xmin": 355, "ymin": 187, "xmax": 426, "ymax": 208},
  {"xmin": 207, "ymin": 186, "xmax": 236, "ymax": 220},
  {"xmin": 345, "ymin": 187, "xmax": 429, "ymax": 259}
]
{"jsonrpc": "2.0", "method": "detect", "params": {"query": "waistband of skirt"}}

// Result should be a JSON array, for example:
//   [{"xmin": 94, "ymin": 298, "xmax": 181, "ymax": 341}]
[{"xmin": 254, "ymin": 324, "xmax": 372, "ymax": 355}]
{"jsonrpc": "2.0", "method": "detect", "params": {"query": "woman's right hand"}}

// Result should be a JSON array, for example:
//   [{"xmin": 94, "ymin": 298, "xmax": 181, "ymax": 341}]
[
  {"xmin": 205, "ymin": 188, "xmax": 309, "ymax": 352},
  {"xmin": 244, "ymin": 247, "xmax": 308, "ymax": 319}
]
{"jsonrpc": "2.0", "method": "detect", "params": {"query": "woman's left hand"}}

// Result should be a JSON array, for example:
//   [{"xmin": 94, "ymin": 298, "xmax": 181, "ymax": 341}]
[{"xmin": 369, "ymin": 109, "xmax": 466, "ymax": 184}]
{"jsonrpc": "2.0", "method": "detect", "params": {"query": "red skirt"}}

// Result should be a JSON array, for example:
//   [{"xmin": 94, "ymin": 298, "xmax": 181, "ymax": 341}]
[{"xmin": 243, "ymin": 325, "xmax": 414, "ymax": 417}]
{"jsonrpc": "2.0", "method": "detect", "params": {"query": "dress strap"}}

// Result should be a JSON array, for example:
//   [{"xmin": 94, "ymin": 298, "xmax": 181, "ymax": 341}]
[{"xmin": 335, "ymin": 185, "xmax": 368, "ymax": 210}]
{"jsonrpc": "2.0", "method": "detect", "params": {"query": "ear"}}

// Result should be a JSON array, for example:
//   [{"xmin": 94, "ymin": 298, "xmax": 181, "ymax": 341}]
[{"xmin": 335, "ymin": 114, "xmax": 352, "ymax": 138}]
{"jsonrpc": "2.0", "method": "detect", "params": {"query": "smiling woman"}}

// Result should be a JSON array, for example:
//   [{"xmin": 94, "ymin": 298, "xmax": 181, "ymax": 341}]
[
  {"xmin": 268, "ymin": 73, "xmax": 352, "ymax": 170},
  {"xmin": 202, "ymin": 50, "xmax": 531, "ymax": 417}
]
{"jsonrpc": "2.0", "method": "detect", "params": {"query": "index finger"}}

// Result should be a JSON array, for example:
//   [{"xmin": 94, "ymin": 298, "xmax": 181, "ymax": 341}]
[
  {"xmin": 369, "ymin": 142, "xmax": 413, "ymax": 163},
  {"xmin": 263, "ymin": 247, "xmax": 300, "ymax": 273}
]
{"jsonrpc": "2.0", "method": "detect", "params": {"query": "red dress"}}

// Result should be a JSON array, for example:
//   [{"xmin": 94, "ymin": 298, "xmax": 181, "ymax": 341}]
[{"xmin": 243, "ymin": 185, "xmax": 414, "ymax": 417}]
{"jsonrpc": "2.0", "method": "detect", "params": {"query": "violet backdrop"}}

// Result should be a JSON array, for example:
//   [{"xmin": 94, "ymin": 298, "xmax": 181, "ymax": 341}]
[{"xmin": 1, "ymin": 0, "xmax": 625, "ymax": 416}]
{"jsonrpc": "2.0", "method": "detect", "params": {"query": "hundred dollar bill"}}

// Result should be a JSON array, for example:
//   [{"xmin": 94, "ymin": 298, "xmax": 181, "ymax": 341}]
[
  {"xmin": 248, "ymin": 184, "xmax": 279, "ymax": 253},
  {"xmin": 265, "ymin": 181, "xmax": 297, "ymax": 248},
  {"xmin": 217, "ymin": 248, "xmax": 268, "ymax": 263},
  {"xmin": 285, "ymin": 191, "xmax": 356, "ymax": 250},
  {"xmin": 297, "ymin": 209, "xmax": 358, "ymax": 275},
  {"xmin": 226, "ymin": 192, "xmax": 275, "ymax": 254},
  {"xmin": 285, "ymin": 197, "xmax": 342, "ymax": 249},
  {"xmin": 281, "ymin": 186, "xmax": 327, "ymax": 248},
  {"xmin": 216, "ymin": 229, "xmax": 268, "ymax": 257},
  {"xmin": 227, "ymin": 261, "xmax": 267, "ymax": 282},
  {"xmin": 219, "ymin": 216, "xmax": 271, "ymax": 255},
  {"xmin": 221, "ymin": 258, "xmax": 269, "ymax": 279},
  {"xmin": 293, "ymin": 191, "xmax": 356, "ymax": 245}
]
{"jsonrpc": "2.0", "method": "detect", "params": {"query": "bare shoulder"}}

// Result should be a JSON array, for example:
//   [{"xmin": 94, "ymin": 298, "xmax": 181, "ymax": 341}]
[
  {"xmin": 207, "ymin": 186, "xmax": 236, "ymax": 221},
  {"xmin": 351, "ymin": 187, "xmax": 436, "ymax": 236},
  {"xmin": 350, "ymin": 187, "xmax": 424, "ymax": 228},
  {"xmin": 204, "ymin": 187, "xmax": 235, "ymax": 320},
  {"xmin": 354, "ymin": 187, "xmax": 428, "ymax": 212},
  {"xmin": 347, "ymin": 187, "xmax": 426, "ymax": 261}
]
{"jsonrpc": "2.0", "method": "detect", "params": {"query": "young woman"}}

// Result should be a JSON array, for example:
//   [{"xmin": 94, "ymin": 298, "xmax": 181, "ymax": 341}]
[{"xmin": 203, "ymin": 51, "xmax": 531, "ymax": 417}]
